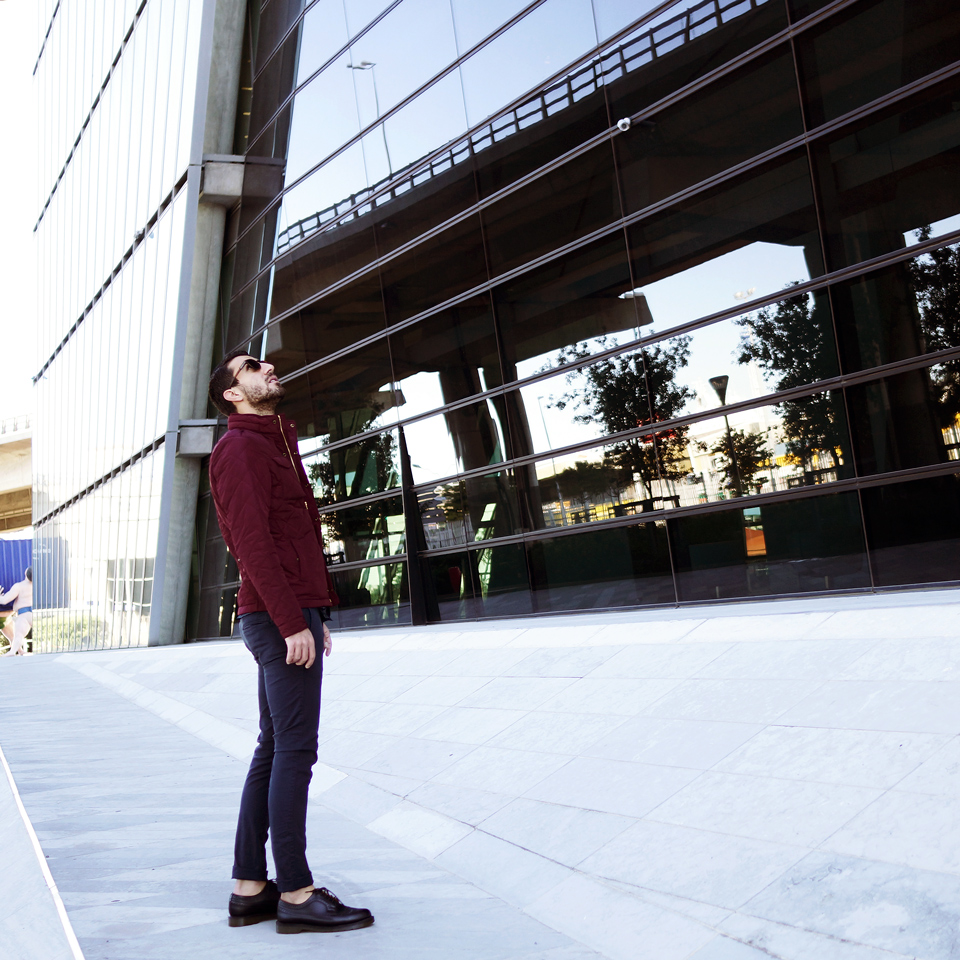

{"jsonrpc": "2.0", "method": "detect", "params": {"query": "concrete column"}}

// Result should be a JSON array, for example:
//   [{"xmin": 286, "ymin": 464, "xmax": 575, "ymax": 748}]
[{"xmin": 150, "ymin": 0, "xmax": 246, "ymax": 644}]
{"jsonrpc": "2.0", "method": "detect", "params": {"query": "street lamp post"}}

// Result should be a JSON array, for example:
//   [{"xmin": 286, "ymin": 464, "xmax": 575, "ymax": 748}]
[
  {"xmin": 709, "ymin": 375, "xmax": 743, "ymax": 498},
  {"xmin": 347, "ymin": 60, "xmax": 393, "ymax": 174},
  {"xmin": 537, "ymin": 395, "xmax": 568, "ymax": 525}
]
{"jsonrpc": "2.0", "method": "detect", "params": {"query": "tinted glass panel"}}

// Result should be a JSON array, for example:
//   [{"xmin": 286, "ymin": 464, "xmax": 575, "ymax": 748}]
[
  {"xmin": 846, "ymin": 362, "xmax": 960, "ymax": 476},
  {"xmin": 281, "ymin": 341, "xmax": 397, "ymax": 446},
  {"xmin": 831, "ymin": 239, "xmax": 960, "ymax": 374},
  {"xmin": 264, "ymin": 264, "xmax": 386, "ymax": 374},
  {"xmin": 527, "ymin": 520, "xmax": 675, "ymax": 610},
  {"xmin": 482, "ymin": 141, "xmax": 622, "ymax": 275},
  {"xmin": 812, "ymin": 79, "xmax": 960, "ymax": 272},
  {"xmin": 795, "ymin": 0, "xmax": 960, "ymax": 128},
  {"xmin": 292, "ymin": 0, "xmax": 349, "ymax": 84},
  {"xmin": 420, "ymin": 470, "xmax": 526, "ymax": 548},
  {"xmin": 458, "ymin": 0, "xmax": 597, "ymax": 127},
  {"xmin": 670, "ymin": 492, "xmax": 869, "ymax": 601},
  {"xmin": 602, "ymin": 0, "xmax": 789, "ymax": 120},
  {"xmin": 302, "ymin": 430, "xmax": 401, "ymax": 505},
  {"xmin": 427, "ymin": 550, "xmax": 480, "ymax": 619},
  {"xmin": 522, "ymin": 386, "xmax": 851, "ymax": 526},
  {"xmin": 389, "ymin": 296, "xmax": 501, "ymax": 421},
  {"xmin": 380, "ymin": 213, "xmax": 489, "ymax": 328},
  {"xmin": 861, "ymin": 473, "xmax": 960, "ymax": 586},
  {"xmin": 520, "ymin": 287, "xmax": 839, "ymax": 457},
  {"xmin": 627, "ymin": 151, "xmax": 823, "ymax": 316},
  {"xmin": 403, "ymin": 397, "xmax": 510, "ymax": 484},
  {"xmin": 613, "ymin": 46, "xmax": 803, "ymax": 217},
  {"xmin": 321, "ymin": 495, "xmax": 405, "ymax": 564},
  {"xmin": 197, "ymin": 586, "xmax": 240, "ymax": 639},
  {"xmin": 495, "ymin": 232, "xmax": 639, "ymax": 383},
  {"xmin": 473, "ymin": 542, "xmax": 533, "ymax": 617},
  {"xmin": 329, "ymin": 561, "xmax": 411, "ymax": 627}
]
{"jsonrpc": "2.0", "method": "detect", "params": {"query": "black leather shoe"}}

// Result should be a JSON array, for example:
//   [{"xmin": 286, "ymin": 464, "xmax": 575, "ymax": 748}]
[
  {"xmin": 276, "ymin": 887, "xmax": 374, "ymax": 933},
  {"xmin": 228, "ymin": 880, "xmax": 281, "ymax": 927}
]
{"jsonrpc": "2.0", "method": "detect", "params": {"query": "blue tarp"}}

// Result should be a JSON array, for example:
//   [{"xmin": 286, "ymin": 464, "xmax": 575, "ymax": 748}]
[{"xmin": 0, "ymin": 539, "xmax": 31, "ymax": 612}]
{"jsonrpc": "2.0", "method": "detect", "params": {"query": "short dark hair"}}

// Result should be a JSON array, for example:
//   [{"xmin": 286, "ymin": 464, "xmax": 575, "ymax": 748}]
[
  {"xmin": 25, "ymin": 566, "xmax": 32, "ymax": 582},
  {"xmin": 208, "ymin": 348, "xmax": 255, "ymax": 417}
]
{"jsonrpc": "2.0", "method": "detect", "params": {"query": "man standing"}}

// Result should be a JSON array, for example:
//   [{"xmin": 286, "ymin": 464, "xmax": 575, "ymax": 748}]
[{"xmin": 207, "ymin": 349, "xmax": 374, "ymax": 935}]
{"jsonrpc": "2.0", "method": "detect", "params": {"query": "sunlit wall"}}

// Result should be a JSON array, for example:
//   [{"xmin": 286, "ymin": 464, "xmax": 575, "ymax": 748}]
[
  {"xmin": 33, "ymin": 0, "xmax": 204, "ymax": 650},
  {"xmin": 196, "ymin": 0, "xmax": 960, "ymax": 633}
]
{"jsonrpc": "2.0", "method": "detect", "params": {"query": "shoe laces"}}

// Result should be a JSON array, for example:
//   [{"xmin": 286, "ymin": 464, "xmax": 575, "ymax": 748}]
[{"xmin": 315, "ymin": 887, "xmax": 343, "ymax": 907}]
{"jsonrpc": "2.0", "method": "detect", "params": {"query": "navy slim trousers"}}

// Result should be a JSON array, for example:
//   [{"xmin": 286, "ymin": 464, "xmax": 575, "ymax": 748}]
[{"xmin": 232, "ymin": 607, "xmax": 325, "ymax": 893}]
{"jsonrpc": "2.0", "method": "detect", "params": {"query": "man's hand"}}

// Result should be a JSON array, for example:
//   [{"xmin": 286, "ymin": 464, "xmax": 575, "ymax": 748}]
[
  {"xmin": 322, "ymin": 622, "xmax": 332, "ymax": 657},
  {"xmin": 285, "ymin": 627, "xmax": 316, "ymax": 668}
]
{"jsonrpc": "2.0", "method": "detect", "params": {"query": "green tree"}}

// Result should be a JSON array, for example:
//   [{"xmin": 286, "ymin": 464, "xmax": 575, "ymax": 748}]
[
  {"xmin": 736, "ymin": 286, "xmax": 845, "ymax": 469},
  {"xmin": 551, "ymin": 337, "xmax": 696, "ymax": 492},
  {"xmin": 907, "ymin": 229, "xmax": 960, "ymax": 428},
  {"xmin": 707, "ymin": 428, "xmax": 771, "ymax": 495},
  {"xmin": 555, "ymin": 459, "xmax": 620, "ymax": 509}
]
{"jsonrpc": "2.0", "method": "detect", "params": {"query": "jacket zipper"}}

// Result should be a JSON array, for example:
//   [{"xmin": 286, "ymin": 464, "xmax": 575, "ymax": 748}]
[{"xmin": 278, "ymin": 419, "xmax": 312, "ymax": 517}]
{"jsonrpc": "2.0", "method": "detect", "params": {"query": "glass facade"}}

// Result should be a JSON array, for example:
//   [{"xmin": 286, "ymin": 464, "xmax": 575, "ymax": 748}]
[
  {"xmin": 33, "ymin": 0, "xmax": 208, "ymax": 650},
  {"xmin": 191, "ymin": 0, "xmax": 960, "ymax": 631}
]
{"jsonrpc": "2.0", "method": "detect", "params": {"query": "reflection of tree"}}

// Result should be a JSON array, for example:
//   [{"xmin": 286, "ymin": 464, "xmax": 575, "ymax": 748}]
[
  {"xmin": 554, "ymin": 459, "xmax": 620, "ymax": 509},
  {"xmin": 307, "ymin": 431, "xmax": 399, "ymax": 557},
  {"xmin": 552, "ymin": 337, "xmax": 695, "ymax": 491},
  {"xmin": 707, "ymin": 429, "xmax": 771, "ymax": 495},
  {"xmin": 908, "ymin": 229, "xmax": 960, "ymax": 428},
  {"xmin": 736, "ymin": 286, "xmax": 844, "ymax": 469}
]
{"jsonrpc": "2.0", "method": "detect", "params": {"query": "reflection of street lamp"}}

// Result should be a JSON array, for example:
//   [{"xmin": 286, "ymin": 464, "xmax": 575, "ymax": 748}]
[
  {"xmin": 537, "ymin": 395, "xmax": 568, "ymax": 525},
  {"xmin": 709, "ymin": 375, "xmax": 743, "ymax": 498},
  {"xmin": 347, "ymin": 60, "xmax": 392, "ymax": 173}
]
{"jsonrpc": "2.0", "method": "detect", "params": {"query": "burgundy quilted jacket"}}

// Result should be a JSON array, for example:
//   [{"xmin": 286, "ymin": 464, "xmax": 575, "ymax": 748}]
[{"xmin": 209, "ymin": 413, "xmax": 338, "ymax": 637}]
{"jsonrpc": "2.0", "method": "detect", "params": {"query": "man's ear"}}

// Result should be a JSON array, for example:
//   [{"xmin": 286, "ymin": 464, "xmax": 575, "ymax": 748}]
[{"xmin": 223, "ymin": 386, "xmax": 244, "ymax": 405}]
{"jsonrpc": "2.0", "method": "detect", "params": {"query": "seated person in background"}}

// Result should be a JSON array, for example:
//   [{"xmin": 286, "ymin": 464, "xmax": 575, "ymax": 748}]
[{"xmin": 0, "ymin": 567, "xmax": 32, "ymax": 656}]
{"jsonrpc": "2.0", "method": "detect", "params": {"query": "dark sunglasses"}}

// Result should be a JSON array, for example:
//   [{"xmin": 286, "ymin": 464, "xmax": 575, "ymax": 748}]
[{"xmin": 230, "ymin": 358, "xmax": 262, "ymax": 385}]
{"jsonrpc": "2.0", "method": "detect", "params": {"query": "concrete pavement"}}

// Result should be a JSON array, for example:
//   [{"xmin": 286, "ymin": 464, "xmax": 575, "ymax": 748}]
[{"xmin": 4, "ymin": 589, "xmax": 960, "ymax": 959}]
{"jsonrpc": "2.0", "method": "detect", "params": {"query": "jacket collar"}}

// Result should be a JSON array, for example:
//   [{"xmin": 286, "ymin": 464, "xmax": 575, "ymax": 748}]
[{"xmin": 227, "ymin": 413, "xmax": 296, "ymax": 436}]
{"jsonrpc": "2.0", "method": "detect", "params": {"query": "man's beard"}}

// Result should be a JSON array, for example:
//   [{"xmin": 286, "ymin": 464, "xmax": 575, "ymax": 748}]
[{"xmin": 242, "ymin": 379, "xmax": 286, "ymax": 413}]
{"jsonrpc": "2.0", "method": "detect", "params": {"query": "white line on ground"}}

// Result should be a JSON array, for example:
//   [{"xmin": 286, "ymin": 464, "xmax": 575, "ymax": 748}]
[{"xmin": 0, "ymin": 742, "xmax": 86, "ymax": 960}]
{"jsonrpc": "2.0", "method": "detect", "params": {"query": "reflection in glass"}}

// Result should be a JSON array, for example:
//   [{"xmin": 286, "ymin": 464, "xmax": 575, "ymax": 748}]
[
  {"xmin": 419, "ymin": 470, "xmax": 525, "ymax": 549},
  {"xmin": 281, "ymin": 341, "xmax": 398, "ymax": 446},
  {"xmin": 794, "ymin": 0, "xmax": 960, "ymax": 128},
  {"xmin": 321, "ymin": 496, "xmax": 405, "ymax": 564},
  {"xmin": 496, "ymin": 232, "xmax": 640, "ymax": 383},
  {"xmin": 284, "ymin": 51, "xmax": 363, "ymax": 184},
  {"xmin": 329, "ymin": 561, "xmax": 410, "ymax": 628},
  {"xmin": 861, "ymin": 474, "xmax": 960, "ymax": 587},
  {"xmin": 524, "ymin": 387, "xmax": 852, "ymax": 529},
  {"xmin": 527, "ymin": 521, "xmax": 675, "ymax": 611},
  {"xmin": 812, "ymin": 80, "xmax": 960, "ymax": 272},
  {"xmin": 627, "ymin": 151, "xmax": 823, "ymax": 315},
  {"xmin": 389, "ymin": 296, "xmax": 501, "ymax": 420},
  {"xmin": 426, "ymin": 551, "xmax": 477, "ymax": 619},
  {"xmin": 457, "ymin": 0, "xmax": 597, "ymax": 127},
  {"xmin": 263, "ymin": 265, "xmax": 386, "ymax": 374},
  {"xmin": 345, "ymin": 0, "xmax": 459, "ymax": 121},
  {"xmin": 481, "ymin": 141, "xmax": 622, "ymax": 275},
  {"xmin": 380, "ymin": 213, "xmax": 489, "ymax": 327},
  {"xmin": 294, "ymin": 0, "xmax": 350, "ymax": 85},
  {"xmin": 830, "ymin": 239, "xmax": 960, "ymax": 374},
  {"xmin": 670, "ymin": 492, "xmax": 870, "ymax": 601},
  {"xmin": 846, "ymin": 363, "xmax": 960, "ymax": 476},
  {"xmin": 302, "ymin": 430, "xmax": 401, "ymax": 505},
  {"xmin": 612, "ymin": 46, "xmax": 803, "ymax": 217},
  {"xmin": 601, "ymin": 0, "xmax": 789, "ymax": 120},
  {"xmin": 403, "ymin": 397, "xmax": 509, "ymax": 484}
]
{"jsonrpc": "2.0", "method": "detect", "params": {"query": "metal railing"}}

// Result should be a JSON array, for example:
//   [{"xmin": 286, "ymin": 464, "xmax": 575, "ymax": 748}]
[
  {"xmin": 276, "ymin": 0, "xmax": 767, "ymax": 253},
  {"xmin": 0, "ymin": 415, "xmax": 31, "ymax": 436}
]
